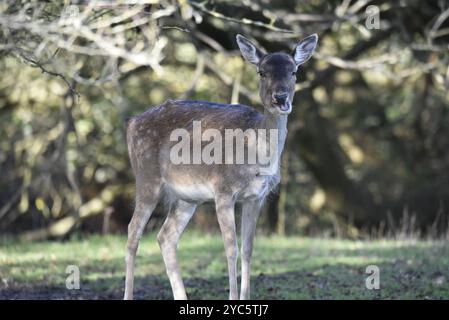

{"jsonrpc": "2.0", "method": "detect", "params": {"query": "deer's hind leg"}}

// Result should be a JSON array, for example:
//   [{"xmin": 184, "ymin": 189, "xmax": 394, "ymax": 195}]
[
  {"xmin": 157, "ymin": 199, "xmax": 197, "ymax": 300},
  {"xmin": 124, "ymin": 178, "xmax": 162, "ymax": 300}
]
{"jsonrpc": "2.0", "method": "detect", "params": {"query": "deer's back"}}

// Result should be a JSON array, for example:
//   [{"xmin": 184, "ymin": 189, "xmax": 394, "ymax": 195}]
[
  {"xmin": 126, "ymin": 100, "xmax": 263, "ymax": 158},
  {"xmin": 128, "ymin": 99, "xmax": 262, "ymax": 132},
  {"xmin": 126, "ymin": 100, "xmax": 275, "ymax": 203}
]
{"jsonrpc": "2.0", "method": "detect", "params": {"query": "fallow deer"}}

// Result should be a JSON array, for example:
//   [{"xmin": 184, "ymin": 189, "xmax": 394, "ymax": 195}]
[{"xmin": 124, "ymin": 33, "xmax": 318, "ymax": 300}]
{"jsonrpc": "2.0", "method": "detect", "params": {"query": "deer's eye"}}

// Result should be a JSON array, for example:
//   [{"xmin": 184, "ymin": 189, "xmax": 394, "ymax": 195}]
[{"xmin": 258, "ymin": 71, "xmax": 266, "ymax": 78}]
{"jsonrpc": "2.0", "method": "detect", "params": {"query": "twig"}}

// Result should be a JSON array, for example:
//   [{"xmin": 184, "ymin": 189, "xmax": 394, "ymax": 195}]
[
  {"xmin": 15, "ymin": 52, "xmax": 79, "ymax": 98},
  {"xmin": 189, "ymin": 1, "xmax": 296, "ymax": 34},
  {"xmin": 160, "ymin": 25, "xmax": 190, "ymax": 33},
  {"xmin": 203, "ymin": 57, "xmax": 259, "ymax": 103},
  {"xmin": 178, "ymin": 53, "xmax": 205, "ymax": 100},
  {"xmin": 314, "ymin": 51, "xmax": 399, "ymax": 71},
  {"xmin": 429, "ymin": 7, "xmax": 449, "ymax": 40},
  {"xmin": 0, "ymin": 185, "xmax": 23, "ymax": 221}
]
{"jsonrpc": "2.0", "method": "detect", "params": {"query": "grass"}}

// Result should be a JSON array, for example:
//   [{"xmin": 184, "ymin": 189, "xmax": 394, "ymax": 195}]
[{"xmin": 0, "ymin": 232, "xmax": 448, "ymax": 299}]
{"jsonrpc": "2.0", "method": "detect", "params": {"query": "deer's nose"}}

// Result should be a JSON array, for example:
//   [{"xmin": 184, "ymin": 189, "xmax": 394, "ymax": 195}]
[{"xmin": 273, "ymin": 92, "xmax": 288, "ymax": 105}]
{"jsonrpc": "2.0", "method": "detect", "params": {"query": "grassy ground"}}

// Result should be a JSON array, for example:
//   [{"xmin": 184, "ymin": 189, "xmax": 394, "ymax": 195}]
[{"xmin": 0, "ymin": 232, "xmax": 448, "ymax": 299}]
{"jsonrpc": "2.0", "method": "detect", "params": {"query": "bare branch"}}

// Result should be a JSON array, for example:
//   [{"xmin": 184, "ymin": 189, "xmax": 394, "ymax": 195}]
[
  {"xmin": 14, "ymin": 51, "xmax": 79, "ymax": 97},
  {"xmin": 189, "ymin": 1, "xmax": 297, "ymax": 34}
]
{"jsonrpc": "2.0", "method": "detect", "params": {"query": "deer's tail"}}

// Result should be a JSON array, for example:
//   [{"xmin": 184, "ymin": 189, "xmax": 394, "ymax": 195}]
[{"xmin": 126, "ymin": 117, "xmax": 138, "ymax": 174}]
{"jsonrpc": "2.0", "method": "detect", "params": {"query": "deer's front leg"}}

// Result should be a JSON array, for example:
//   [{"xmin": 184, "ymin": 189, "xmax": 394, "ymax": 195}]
[
  {"xmin": 240, "ymin": 199, "xmax": 262, "ymax": 300},
  {"xmin": 215, "ymin": 196, "xmax": 238, "ymax": 300}
]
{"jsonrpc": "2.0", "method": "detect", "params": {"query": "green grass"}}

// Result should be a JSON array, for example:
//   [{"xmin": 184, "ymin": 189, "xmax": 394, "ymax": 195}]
[{"xmin": 1, "ymin": 232, "xmax": 448, "ymax": 299}]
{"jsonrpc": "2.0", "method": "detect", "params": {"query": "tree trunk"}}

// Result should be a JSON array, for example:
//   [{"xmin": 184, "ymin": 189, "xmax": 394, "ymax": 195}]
[{"xmin": 294, "ymin": 99, "xmax": 383, "ymax": 228}]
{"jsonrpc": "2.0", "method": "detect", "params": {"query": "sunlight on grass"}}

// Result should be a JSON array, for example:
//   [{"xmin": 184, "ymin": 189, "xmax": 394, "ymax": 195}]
[{"xmin": 1, "ymin": 232, "xmax": 448, "ymax": 299}]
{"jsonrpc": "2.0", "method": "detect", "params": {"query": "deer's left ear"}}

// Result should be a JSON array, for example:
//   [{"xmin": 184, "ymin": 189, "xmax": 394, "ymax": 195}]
[{"xmin": 292, "ymin": 33, "xmax": 318, "ymax": 66}]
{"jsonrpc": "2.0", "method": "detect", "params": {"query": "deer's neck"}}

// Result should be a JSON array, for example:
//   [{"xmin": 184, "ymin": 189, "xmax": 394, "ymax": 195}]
[{"xmin": 259, "ymin": 109, "xmax": 288, "ymax": 162}]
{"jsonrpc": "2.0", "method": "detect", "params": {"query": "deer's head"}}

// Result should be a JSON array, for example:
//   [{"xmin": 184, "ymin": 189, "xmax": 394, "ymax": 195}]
[{"xmin": 236, "ymin": 34, "xmax": 318, "ymax": 115}]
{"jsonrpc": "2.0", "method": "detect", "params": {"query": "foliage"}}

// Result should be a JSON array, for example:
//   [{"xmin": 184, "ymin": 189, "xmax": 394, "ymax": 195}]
[{"xmin": 0, "ymin": 0, "xmax": 449, "ymax": 238}]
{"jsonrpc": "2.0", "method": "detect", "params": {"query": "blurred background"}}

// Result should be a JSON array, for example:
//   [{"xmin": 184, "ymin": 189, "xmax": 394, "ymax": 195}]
[{"xmin": 1, "ymin": 0, "xmax": 449, "ymax": 240}]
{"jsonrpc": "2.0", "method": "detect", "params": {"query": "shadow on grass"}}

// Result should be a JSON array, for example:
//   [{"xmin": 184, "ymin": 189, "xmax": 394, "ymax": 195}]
[
  {"xmin": 1, "ymin": 240, "xmax": 448, "ymax": 299},
  {"xmin": 0, "ymin": 268, "xmax": 371, "ymax": 300}
]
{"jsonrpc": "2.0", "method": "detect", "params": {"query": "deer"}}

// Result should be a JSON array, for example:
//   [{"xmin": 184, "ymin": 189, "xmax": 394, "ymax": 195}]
[{"xmin": 124, "ymin": 33, "xmax": 318, "ymax": 300}]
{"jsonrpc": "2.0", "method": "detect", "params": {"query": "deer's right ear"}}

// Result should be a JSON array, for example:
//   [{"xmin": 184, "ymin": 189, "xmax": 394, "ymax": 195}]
[{"xmin": 236, "ymin": 34, "xmax": 263, "ymax": 65}]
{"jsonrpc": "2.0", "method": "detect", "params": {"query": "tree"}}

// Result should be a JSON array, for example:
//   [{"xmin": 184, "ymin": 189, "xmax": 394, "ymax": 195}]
[{"xmin": 1, "ymin": 0, "xmax": 449, "ymax": 238}]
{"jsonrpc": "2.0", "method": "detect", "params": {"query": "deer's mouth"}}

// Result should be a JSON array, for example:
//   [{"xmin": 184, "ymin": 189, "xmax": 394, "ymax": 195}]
[{"xmin": 272, "ymin": 101, "xmax": 292, "ymax": 114}]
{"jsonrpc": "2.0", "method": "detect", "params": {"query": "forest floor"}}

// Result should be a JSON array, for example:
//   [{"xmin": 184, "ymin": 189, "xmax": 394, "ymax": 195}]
[{"xmin": 0, "ymin": 232, "xmax": 448, "ymax": 299}]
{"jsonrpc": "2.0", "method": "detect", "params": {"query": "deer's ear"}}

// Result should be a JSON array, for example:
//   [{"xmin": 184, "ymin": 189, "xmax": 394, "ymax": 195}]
[
  {"xmin": 236, "ymin": 34, "xmax": 263, "ymax": 65},
  {"xmin": 292, "ymin": 33, "xmax": 318, "ymax": 66}
]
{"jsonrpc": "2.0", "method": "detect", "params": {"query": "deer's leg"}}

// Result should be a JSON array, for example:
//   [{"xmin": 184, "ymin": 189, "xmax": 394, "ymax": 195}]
[
  {"xmin": 157, "ymin": 199, "xmax": 197, "ymax": 300},
  {"xmin": 215, "ymin": 196, "xmax": 238, "ymax": 300},
  {"xmin": 124, "ymin": 182, "xmax": 161, "ymax": 300},
  {"xmin": 240, "ymin": 199, "xmax": 262, "ymax": 300}
]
